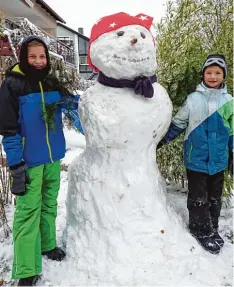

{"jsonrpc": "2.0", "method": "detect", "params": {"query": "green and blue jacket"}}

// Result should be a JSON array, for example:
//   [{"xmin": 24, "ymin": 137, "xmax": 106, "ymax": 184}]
[
  {"xmin": 0, "ymin": 64, "xmax": 83, "ymax": 167},
  {"xmin": 161, "ymin": 83, "xmax": 233, "ymax": 175}
]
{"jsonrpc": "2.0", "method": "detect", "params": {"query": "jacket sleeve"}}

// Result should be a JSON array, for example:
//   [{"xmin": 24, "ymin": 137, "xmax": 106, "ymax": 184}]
[
  {"xmin": 161, "ymin": 100, "xmax": 189, "ymax": 144},
  {"xmin": 0, "ymin": 79, "xmax": 23, "ymax": 166},
  {"xmin": 228, "ymin": 101, "xmax": 233, "ymax": 153},
  {"xmin": 61, "ymin": 94, "xmax": 84, "ymax": 135}
]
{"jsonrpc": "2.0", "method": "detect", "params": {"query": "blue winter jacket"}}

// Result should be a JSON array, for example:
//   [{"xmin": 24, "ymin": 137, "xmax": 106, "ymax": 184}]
[
  {"xmin": 161, "ymin": 83, "xmax": 233, "ymax": 175},
  {"xmin": 0, "ymin": 64, "xmax": 84, "ymax": 168}
]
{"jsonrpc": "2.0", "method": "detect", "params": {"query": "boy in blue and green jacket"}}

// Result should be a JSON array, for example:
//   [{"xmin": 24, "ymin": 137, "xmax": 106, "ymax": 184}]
[
  {"xmin": 0, "ymin": 36, "xmax": 83, "ymax": 285},
  {"xmin": 158, "ymin": 54, "xmax": 233, "ymax": 255}
]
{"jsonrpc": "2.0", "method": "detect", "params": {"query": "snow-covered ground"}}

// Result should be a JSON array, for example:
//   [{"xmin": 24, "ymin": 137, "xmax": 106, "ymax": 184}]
[{"xmin": 0, "ymin": 129, "xmax": 233, "ymax": 286}]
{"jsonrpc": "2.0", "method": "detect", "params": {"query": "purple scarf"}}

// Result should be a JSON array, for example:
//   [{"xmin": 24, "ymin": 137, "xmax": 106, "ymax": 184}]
[{"xmin": 98, "ymin": 72, "xmax": 157, "ymax": 98}]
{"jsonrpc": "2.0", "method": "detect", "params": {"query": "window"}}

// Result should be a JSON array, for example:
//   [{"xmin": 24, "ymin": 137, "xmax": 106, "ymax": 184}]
[
  {"xmin": 78, "ymin": 37, "xmax": 88, "ymax": 54},
  {"xmin": 79, "ymin": 65, "xmax": 88, "ymax": 72},
  {"xmin": 87, "ymin": 66, "xmax": 93, "ymax": 72},
  {"xmin": 79, "ymin": 56, "xmax": 88, "ymax": 65},
  {"xmin": 79, "ymin": 64, "xmax": 93, "ymax": 73}
]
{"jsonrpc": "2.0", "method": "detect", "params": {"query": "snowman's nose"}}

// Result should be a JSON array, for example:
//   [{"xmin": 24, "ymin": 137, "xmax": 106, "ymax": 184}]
[{"xmin": 131, "ymin": 38, "xmax": 138, "ymax": 45}]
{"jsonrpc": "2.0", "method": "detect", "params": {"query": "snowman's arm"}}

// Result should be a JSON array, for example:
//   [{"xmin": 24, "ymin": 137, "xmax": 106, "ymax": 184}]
[
  {"xmin": 61, "ymin": 94, "xmax": 80, "ymax": 110},
  {"xmin": 63, "ymin": 109, "xmax": 84, "ymax": 135},
  {"xmin": 61, "ymin": 95, "xmax": 84, "ymax": 135},
  {"xmin": 159, "ymin": 100, "xmax": 189, "ymax": 145}
]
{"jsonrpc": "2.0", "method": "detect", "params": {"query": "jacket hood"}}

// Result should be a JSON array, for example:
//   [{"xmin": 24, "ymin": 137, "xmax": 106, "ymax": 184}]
[
  {"xmin": 18, "ymin": 35, "xmax": 51, "ymax": 81},
  {"xmin": 19, "ymin": 35, "xmax": 50, "ymax": 69},
  {"xmin": 196, "ymin": 82, "xmax": 228, "ymax": 94},
  {"xmin": 4, "ymin": 63, "xmax": 25, "ymax": 78}
]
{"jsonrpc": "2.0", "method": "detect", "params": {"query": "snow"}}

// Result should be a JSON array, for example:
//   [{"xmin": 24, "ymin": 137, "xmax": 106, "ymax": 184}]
[
  {"xmin": 3, "ymin": 30, "xmax": 11, "ymax": 37},
  {"xmin": 0, "ymin": 129, "xmax": 233, "ymax": 286},
  {"xmin": 62, "ymin": 129, "xmax": 86, "ymax": 166},
  {"xmin": 49, "ymin": 51, "xmax": 64, "ymax": 61},
  {"xmin": 3, "ymin": 30, "xmax": 18, "ymax": 61}
]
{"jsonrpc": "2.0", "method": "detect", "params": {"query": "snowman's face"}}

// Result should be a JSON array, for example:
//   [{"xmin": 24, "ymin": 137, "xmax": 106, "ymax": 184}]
[{"xmin": 90, "ymin": 25, "xmax": 156, "ymax": 80}]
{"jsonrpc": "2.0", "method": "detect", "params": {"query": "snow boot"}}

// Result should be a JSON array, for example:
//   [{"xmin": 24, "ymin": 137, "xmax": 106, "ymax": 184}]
[
  {"xmin": 195, "ymin": 235, "xmax": 221, "ymax": 254},
  {"xmin": 42, "ymin": 247, "xmax": 66, "ymax": 261},
  {"xmin": 213, "ymin": 230, "xmax": 224, "ymax": 247},
  {"xmin": 18, "ymin": 275, "xmax": 40, "ymax": 286}
]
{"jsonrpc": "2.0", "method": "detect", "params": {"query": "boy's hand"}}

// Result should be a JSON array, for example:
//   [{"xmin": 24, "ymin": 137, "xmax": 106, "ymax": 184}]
[{"xmin": 9, "ymin": 163, "xmax": 30, "ymax": 196}]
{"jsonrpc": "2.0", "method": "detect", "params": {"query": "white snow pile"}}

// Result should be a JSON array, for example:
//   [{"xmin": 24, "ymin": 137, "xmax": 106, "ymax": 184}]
[{"xmin": 0, "ymin": 129, "xmax": 233, "ymax": 286}]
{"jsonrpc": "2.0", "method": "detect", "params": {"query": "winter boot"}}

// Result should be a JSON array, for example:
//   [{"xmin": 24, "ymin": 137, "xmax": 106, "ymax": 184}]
[
  {"xmin": 18, "ymin": 275, "xmax": 40, "ymax": 286},
  {"xmin": 194, "ymin": 235, "xmax": 221, "ymax": 254},
  {"xmin": 42, "ymin": 247, "xmax": 66, "ymax": 261},
  {"xmin": 213, "ymin": 230, "xmax": 224, "ymax": 247}
]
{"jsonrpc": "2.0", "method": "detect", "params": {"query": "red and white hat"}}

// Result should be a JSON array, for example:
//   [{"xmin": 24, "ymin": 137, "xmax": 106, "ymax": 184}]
[{"xmin": 88, "ymin": 12, "xmax": 154, "ymax": 71}]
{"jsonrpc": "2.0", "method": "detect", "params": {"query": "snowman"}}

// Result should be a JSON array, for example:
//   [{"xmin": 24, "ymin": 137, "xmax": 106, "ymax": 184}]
[{"xmin": 64, "ymin": 12, "xmax": 222, "ymax": 286}]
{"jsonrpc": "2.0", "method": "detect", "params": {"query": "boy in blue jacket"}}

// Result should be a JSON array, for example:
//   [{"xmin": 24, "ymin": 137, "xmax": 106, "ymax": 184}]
[
  {"xmin": 158, "ymin": 54, "xmax": 233, "ymax": 254},
  {"xmin": 0, "ymin": 36, "xmax": 83, "ymax": 285}
]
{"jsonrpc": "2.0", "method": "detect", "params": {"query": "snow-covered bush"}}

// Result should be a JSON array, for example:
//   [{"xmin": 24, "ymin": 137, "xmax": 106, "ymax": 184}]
[
  {"xmin": 0, "ymin": 143, "xmax": 11, "ymax": 239},
  {"xmin": 0, "ymin": 13, "xmax": 3, "ymax": 37},
  {"xmin": 157, "ymin": 134, "xmax": 185, "ymax": 186}
]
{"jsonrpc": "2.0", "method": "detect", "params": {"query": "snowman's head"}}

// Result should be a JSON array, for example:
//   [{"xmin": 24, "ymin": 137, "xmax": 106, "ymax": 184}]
[{"xmin": 88, "ymin": 13, "xmax": 156, "ymax": 80}]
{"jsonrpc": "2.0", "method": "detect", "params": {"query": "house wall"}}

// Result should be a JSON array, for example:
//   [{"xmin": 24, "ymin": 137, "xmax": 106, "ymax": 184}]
[
  {"xmin": 0, "ymin": 0, "xmax": 57, "ymax": 36},
  {"xmin": 1, "ymin": 10, "xmax": 15, "ymax": 18},
  {"xmin": 33, "ymin": 2, "xmax": 57, "ymax": 36},
  {"xmin": 43, "ymin": 28, "xmax": 56, "ymax": 37},
  {"xmin": 57, "ymin": 25, "xmax": 76, "ymax": 42},
  {"xmin": 74, "ymin": 33, "xmax": 79, "ymax": 72}
]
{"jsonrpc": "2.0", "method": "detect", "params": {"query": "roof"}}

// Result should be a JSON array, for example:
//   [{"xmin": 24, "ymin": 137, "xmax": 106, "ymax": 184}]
[
  {"xmin": 57, "ymin": 22, "xmax": 89, "ymax": 41},
  {"xmin": 36, "ymin": 0, "xmax": 66, "ymax": 23}
]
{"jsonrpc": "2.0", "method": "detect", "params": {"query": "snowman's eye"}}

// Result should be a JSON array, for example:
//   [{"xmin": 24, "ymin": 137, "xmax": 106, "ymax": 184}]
[
  {"xmin": 141, "ymin": 32, "xmax": 146, "ymax": 39},
  {"xmin": 117, "ymin": 31, "xmax": 125, "ymax": 36}
]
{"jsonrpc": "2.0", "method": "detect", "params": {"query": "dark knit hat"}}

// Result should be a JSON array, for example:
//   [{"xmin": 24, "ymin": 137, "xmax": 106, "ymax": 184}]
[{"xmin": 202, "ymin": 54, "xmax": 227, "ymax": 79}]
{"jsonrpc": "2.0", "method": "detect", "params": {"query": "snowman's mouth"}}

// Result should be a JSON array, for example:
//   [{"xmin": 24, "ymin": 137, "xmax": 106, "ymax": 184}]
[{"xmin": 113, "ymin": 54, "xmax": 150, "ymax": 63}]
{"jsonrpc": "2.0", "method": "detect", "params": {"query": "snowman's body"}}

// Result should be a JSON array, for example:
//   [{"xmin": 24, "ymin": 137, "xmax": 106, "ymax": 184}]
[
  {"xmin": 65, "ymin": 21, "xmax": 215, "ymax": 285},
  {"xmin": 66, "ymin": 81, "xmax": 179, "ymax": 283},
  {"xmin": 67, "ymin": 79, "xmax": 172, "ymax": 221}
]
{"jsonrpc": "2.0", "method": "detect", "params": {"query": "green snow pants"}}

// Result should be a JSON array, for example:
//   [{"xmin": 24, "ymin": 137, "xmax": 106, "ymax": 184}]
[{"xmin": 12, "ymin": 161, "xmax": 60, "ymax": 279}]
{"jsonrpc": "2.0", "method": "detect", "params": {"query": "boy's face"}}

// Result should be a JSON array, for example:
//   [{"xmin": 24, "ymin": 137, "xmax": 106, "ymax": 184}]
[
  {"xmin": 27, "ymin": 45, "xmax": 47, "ymax": 70},
  {"xmin": 203, "ymin": 66, "xmax": 224, "ymax": 88}
]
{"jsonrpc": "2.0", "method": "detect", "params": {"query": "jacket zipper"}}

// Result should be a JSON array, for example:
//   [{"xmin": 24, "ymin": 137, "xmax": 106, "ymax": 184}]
[
  {"xmin": 189, "ymin": 143, "xmax": 193, "ymax": 162},
  {"xmin": 39, "ymin": 81, "xmax": 54, "ymax": 163},
  {"xmin": 22, "ymin": 137, "xmax": 25, "ymax": 149}
]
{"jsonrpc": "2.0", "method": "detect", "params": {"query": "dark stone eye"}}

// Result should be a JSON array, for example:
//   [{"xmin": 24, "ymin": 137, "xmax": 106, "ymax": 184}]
[
  {"xmin": 141, "ymin": 32, "xmax": 146, "ymax": 39},
  {"xmin": 117, "ymin": 31, "xmax": 125, "ymax": 36}
]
